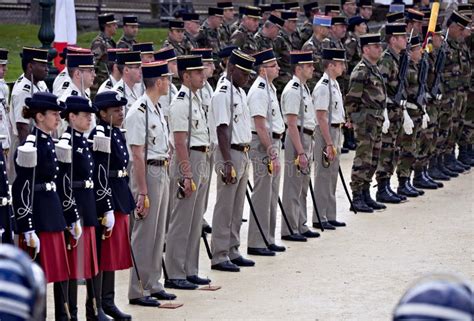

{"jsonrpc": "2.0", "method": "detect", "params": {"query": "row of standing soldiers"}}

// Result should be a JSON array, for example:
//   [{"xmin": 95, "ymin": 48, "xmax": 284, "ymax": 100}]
[{"xmin": 0, "ymin": 1, "xmax": 473, "ymax": 320}]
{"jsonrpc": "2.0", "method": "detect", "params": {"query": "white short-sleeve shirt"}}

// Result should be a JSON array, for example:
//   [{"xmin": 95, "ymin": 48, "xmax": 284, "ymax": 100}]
[
  {"xmin": 281, "ymin": 75, "xmax": 316, "ymax": 130},
  {"xmin": 312, "ymin": 72, "xmax": 346, "ymax": 125}
]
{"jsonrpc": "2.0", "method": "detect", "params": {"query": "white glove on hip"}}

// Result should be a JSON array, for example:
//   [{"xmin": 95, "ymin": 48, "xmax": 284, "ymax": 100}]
[
  {"xmin": 403, "ymin": 109, "xmax": 414, "ymax": 135},
  {"xmin": 103, "ymin": 210, "xmax": 115, "ymax": 231},
  {"xmin": 382, "ymin": 108, "xmax": 390, "ymax": 134},
  {"xmin": 421, "ymin": 113, "xmax": 430, "ymax": 129},
  {"xmin": 70, "ymin": 220, "xmax": 83, "ymax": 240},
  {"xmin": 24, "ymin": 231, "xmax": 40, "ymax": 254}
]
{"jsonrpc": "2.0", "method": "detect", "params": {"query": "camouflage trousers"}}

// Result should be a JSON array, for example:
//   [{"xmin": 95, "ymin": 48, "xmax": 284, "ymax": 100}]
[
  {"xmin": 414, "ymin": 100, "xmax": 440, "ymax": 170},
  {"xmin": 375, "ymin": 106, "xmax": 403, "ymax": 182},
  {"xmin": 397, "ymin": 108, "xmax": 423, "ymax": 178},
  {"xmin": 91, "ymin": 63, "xmax": 109, "ymax": 100},
  {"xmin": 458, "ymin": 91, "xmax": 474, "ymax": 148},
  {"xmin": 436, "ymin": 95, "xmax": 455, "ymax": 155},
  {"xmin": 446, "ymin": 91, "xmax": 467, "ymax": 152},
  {"xmin": 349, "ymin": 108, "xmax": 384, "ymax": 193}
]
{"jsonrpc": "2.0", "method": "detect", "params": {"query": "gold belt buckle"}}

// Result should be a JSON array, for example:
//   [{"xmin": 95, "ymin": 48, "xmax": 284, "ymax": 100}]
[
  {"xmin": 244, "ymin": 145, "xmax": 250, "ymax": 153},
  {"xmin": 164, "ymin": 159, "xmax": 169, "ymax": 167}
]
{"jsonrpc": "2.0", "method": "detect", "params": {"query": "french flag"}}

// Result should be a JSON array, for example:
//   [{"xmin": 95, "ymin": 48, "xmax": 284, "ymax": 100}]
[{"xmin": 53, "ymin": 0, "xmax": 77, "ymax": 71}]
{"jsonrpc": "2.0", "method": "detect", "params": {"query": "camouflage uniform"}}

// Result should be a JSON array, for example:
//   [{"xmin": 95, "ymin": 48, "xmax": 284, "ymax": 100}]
[
  {"xmin": 90, "ymin": 32, "xmax": 116, "ymax": 97},
  {"xmin": 162, "ymin": 37, "xmax": 190, "ymax": 57},
  {"xmin": 184, "ymin": 31, "xmax": 199, "ymax": 50},
  {"xmin": 230, "ymin": 24, "xmax": 259, "ymax": 54},
  {"xmin": 396, "ymin": 60, "xmax": 423, "ymax": 179},
  {"xmin": 117, "ymin": 35, "xmax": 136, "ymax": 50},
  {"xmin": 298, "ymin": 20, "xmax": 313, "ymax": 46},
  {"xmin": 220, "ymin": 20, "xmax": 238, "ymax": 46},
  {"xmin": 437, "ymin": 38, "xmax": 462, "ymax": 155},
  {"xmin": 456, "ymin": 37, "xmax": 472, "ymax": 152},
  {"xmin": 302, "ymin": 35, "xmax": 325, "ymax": 90},
  {"xmin": 196, "ymin": 21, "xmax": 223, "ymax": 55},
  {"xmin": 274, "ymin": 28, "xmax": 295, "ymax": 94},
  {"xmin": 254, "ymin": 30, "xmax": 274, "ymax": 51},
  {"xmin": 344, "ymin": 32, "xmax": 361, "ymax": 93},
  {"xmin": 375, "ymin": 47, "xmax": 404, "ymax": 182},
  {"xmin": 460, "ymin": 33, "xmax": 474, "ymax": 151},
  {"xmin": 346, "ymin": 56, "xmax": 386, "ymax": 193}
]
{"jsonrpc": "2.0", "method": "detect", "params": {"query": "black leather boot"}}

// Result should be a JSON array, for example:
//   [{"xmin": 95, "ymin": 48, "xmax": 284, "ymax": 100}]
[
  {"xmin": 438, "ymin": 155, "xmax": 459, "ymax": 177},
  {"xmin": 350, "ymin": 191, "xmax": 374, "ymax": 212},
  {"xmin": 423, "ymin": 167, "xmax": 443, "ymax": 188},
  {"xmin": 397, "ymin": 177, "xmax": 419, "ymax": 197},
  {"xmin": 376, "ymin": 179, "xmax": 402, "ymax": 203},
  {"xmin": 444, "ymin": 153, "xmax": 465, "ymax": 173},
  {"xmin": 362, "ymin": 188, "xmax": 386, "ymax": 209},
  {"xmin": 102, "ymin": 271, "xmax": 131, "ymax": 321},
  {"xmin": 54, "ymin": 281, "xmax": 71, "ymax": 321},
  {"xmin": 413, "ymin": 170, "xmax": 437, "ymax": 189},
  {"xmin": 68, "ymin": 280, "xmax": 78, "ymax": 321},
  {"xmin": 428, "ymin": 157, "xmax": 450, "ymax": 181},
  {"xmin": 407, "ymin": 177, "xmax": 424, "ymax": 195},
  {"xmin": 86, "ymin": 273, "xmax": 111, "ymax": 321},
  {"xmin": 458, "ymin": 146, "xmax": 474, "ymax": 166}
]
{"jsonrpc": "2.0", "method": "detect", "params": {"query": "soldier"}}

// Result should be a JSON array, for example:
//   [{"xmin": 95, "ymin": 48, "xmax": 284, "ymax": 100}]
[
  {"xmin": 97, "ymin": 48, "xmax": 127, "ymax": 94},
  {"xmin": 125, "ymin": 62, "xmax": 176, "ymax": 305},
  {"xmin": 345, "ymin": 33, "xmax": 387, "ymax": 212},
  {"xmin": 341, "ymin": 0, "xmax": 357, "ymax": 19},
  {"xmin": 154, "ymin": 47, "xmax": 179, "ymax": 119},
  {"xmin": 259, "ymin": 4, "xmax": 272, "ymax": 24},
  {"xmin": 437, "ymin": 12, "xmax": 470, "ymax": 175},
  {"xmin": 210, "ymin": 50, "xmax": 255, "ymax": 272},
  {"xmin": 325, "ymin": 4, "xmax": 341, "ymax": 17},
  {"xmin": 246, "ymin": 49, "xmax": 286, "ymax": 256},
  {"xmin": 132, "ymin": 42, "xmax": 155, "ymax": 63},
  {"xmin": 274, "ymin": 10, "xmax": 300, "ymax": 95},
  {"xmin": 375, "ymin": 23, "xmax": 410, "ymax": 204},
  {"xmin": 58, "ymin": 53, "xmax": 95, "ymax": 103},
  {"xmin": 280, "ymin": 51, "xmax": 320, "ymax": 241},
  {"xmin": 90, "ymin": 92, "xmax": 135, "ymax": 317},
  {"xmin": 112, "ymin": 51, "xmax": 142, "ymax": 117},
  {"xmin": 345, "ymin": 16, "xmax": 368, "ymax": 77},
  {"xmin": 196, "ymin": 7, "xmax": 224, "ymax": 55},
  {"xmin": 165, "ymin": 55, "xmax": 212, "ymax": 289},
  {"xmin": 230, "ymin": 6, "xmax": 261, "ymax": 54},
  {"xmin": 299, "ymin": 2, "xmax": 320, "ymax": 45},
  {"xmin": 0, "ymin": 49, "xmax": 11, "ymax": 169},
  {"xmin": 379, "ymin": 12, "xmax": 406, "ymax": 42},
  {"xmin": 182, "ymin": 13, "xmax": 200, "ymax": 51},
  {"xmin": 323, "ymin": 16, "xmax": 347, "ymax": 50},
  {"xmin": 162, "ymin": 20, "xmax": 189, "ymax": 57},
  {"xmin": 53, "ymin": 46, "xmax": 92, "ymax": 97},
  {"xmin": 270, "ymin": 3, "xmax": 285, "ymax": 17},
  {"xmin": 12, "ymin": 92, "xmax": 70, "ymax": 319},
  {"xmin": 254, "ymin": 14, "xmax": 285, "ymax": 52},
  {"xmin": 358, "ymin": 0, "xmax": 373, "ymax": 21},
  {"xmin": 395, "ymin": 36, "xmax": 433, "ymax": 196},
  {"xmin": 91, "ymin": 13, "xmax": 118, "ymax": 97},
  {"xmin": 312, "ymin": 48, "xmax": 348, "ymax": 230},
  {"xmin": 302, "ymin": 15, "xmax": 332, "ymax": 90},
  {"xmin": 218, "ymin": 1, "xmax": 237, "ymax": 46},
  {"xmin": 405, "ymin": 9, "xmax": 424, "ymax": 38},
  {"xmin": 117, "ymin": 15, "xmax": 139, "ymax": 50}
]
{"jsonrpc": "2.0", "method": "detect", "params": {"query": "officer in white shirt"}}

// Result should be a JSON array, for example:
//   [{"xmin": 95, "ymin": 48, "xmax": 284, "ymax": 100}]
[
  {"xmin": 0, "ymin": 49, "xmax": 11, "ymax": 158},
  {"xmin": 97, "ymin": 48, "xmax": 127, "ymax": 94},
  {"xmin": 9, "ymin": 47, "xmax": 49, "ymax": 179},
  {"xmin": 112, "ymin": 51, "xmax": 142, "ymax": 117},
  {"xmin": 53, "ymin": 46, "xmax": 92, "ymax": 97},
  {"xmin": 165, "ymin": 55, "xmax": 212, "ymax": 290},
  {"xmin": 246, "ymin": 49, "xmax": 286, "ymax": 256},
  {"xmin": 125, "ymin": 61, "xmax": 176, "ymax": 306},
  {"xmin": 210, "ymin": 49, "xmax": 256, "ymax": 272},
  {"xmin": 281, "ymin": 51, "xmax": 320, "ymax": 242},
  {"xmin": 312, "ymin": 48, "xmax": 348, "ymax": 230},
  {"xmin": 154, "ymin": 47, "xmax": 179, "ymax": 120}
]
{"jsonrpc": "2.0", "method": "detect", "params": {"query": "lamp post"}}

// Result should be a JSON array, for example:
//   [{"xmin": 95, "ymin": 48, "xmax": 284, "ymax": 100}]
[{"xmin": 38, "ymin": 0, "xmax": 58, "ymax": 90}]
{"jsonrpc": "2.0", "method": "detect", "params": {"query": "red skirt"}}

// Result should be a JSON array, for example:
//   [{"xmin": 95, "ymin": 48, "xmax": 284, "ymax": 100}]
[
  {"xmin": 20, "ymin": 231, "xmax": 70, "ymax": 283},
  {"xmin": 100, "ymin": 212, "xmax": 133, "ymax": 271},
  {"xmin": 66, "ymin": 226, "xmax": 99, "ymax": 280}
]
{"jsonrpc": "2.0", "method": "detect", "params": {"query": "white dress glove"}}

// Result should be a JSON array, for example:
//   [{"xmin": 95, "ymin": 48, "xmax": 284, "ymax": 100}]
[
  {"xmin": 70, "ymin": 220, "xmax": 83, "ymax": 240},
  {"xmin": 421, "ymin": 113, "xmax": 430, "ymax": 129},
  {"xmin": 24, "ymin": 231, "xmax": 40, "ymax": 254},
  {"xmin": 103, "ymin": 210, "xmax": 115, "ymax": 231},
  {"xmin": 382, "ymin": 108, "xmax": 390, "ymax": 134},
  {"xmin": 402, "ymin": 109, "xmax": 414, "ymax": 135}
]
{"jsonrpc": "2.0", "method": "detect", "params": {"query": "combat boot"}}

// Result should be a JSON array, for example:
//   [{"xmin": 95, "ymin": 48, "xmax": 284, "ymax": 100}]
[
  {"xmin": 458, "ymin": 146, "xmax": 474, "ymax": 166},
  {"xmin": 444, "ymin": 153, "xmax": 465, "ymax": 173},
  {"xmin": 423, "ymin": 167, "xmax": 443, "ymax": 188},
  {"xmin": 362, "ymin": 188, "xmax": 386, "ymax": 209},
  {"xmin": 413, "ymin": 170, "xmax": 438, "ymax": 189},
  {"xmin": 350, "ymin": 191, "xmax": 374, "ymax": 212},
  {"xmin": 438, "ymin": 155, "xmax": 458, "ymax": 177},
  {"xmin": 428, "ymin": 157, "xmax": 450, "ymax": 181},
  {"xmin": 376, "ymin": 179, "xmax": 401, "ymax": 203},
  {"xmin": 397, "ymin": 177, "xmax": 419, "ymax": 197},
  {"xmin": 406, "ymin": 177, "xmax": 424, "ymax": 195}
]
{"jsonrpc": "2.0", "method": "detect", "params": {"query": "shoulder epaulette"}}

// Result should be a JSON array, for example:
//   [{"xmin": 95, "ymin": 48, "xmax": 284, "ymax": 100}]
[
  {"xmin": 322, "ymin": 79, "xmax": 329, "ymax": 85},
  {"xmin": 258, "ymin": 82, "xmax": 265, "ymax": 89},
  {"xmin": 177, "ymin": 91, "xmax": 186, "ymax": 100},
  {"xmin": 62, "ymin": 81, "xmax": 70, "ymax": 89},
  {"xmin": 116, "ymin": 86, "xmax": 124, "ymax": 93},
  {"xmin": 219, "ymin": 85, "xmax": 228, "ymax": 93},
  {"xmin": 71, "ymin": 90, "xmax": 78, "ymax": 96},
  {"xmin": 138, "ymin": 102, "xmax": 146, "ymax": 113},
  {"xmin": 22, "ymin": 84, "xmax": 31, "ymax": 92},
  {"xmin": 291, "ymin": 82, "xmax": 300, "ymax": 89},
  {"xmin": 105, "ymin": 80, "xmax": 112, "ymax": 88}
]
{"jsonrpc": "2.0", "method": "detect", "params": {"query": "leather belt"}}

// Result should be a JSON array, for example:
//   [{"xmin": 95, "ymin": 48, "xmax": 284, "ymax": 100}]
[
  {"xmin": 331, "ymin": 123, "xmax": 344, "ymax": 128},
  {"xmin": 34, "ymin": 181, "xmax": 57, "ymax": 192},
  {"xmin": 72, "ymin": 179, "xmax": 94, "ymax": 189},
  {"xmin": 251, "ymin": 131, "xmax": 284, "ymax": 139},
  {"xmin": 109, "ymin": 169, "xmax": 129, "ymax": 178},
  {"xmin": 231, "ymin": 144, "xmax": 250, "ymax": 152},
  {"xmin": 146, "ymin": 159, "xmax": 169, "ymax": 167},
  {"xmin": 0, "ymin": 196, "xmax": 11, "ymax": 206},
  {"xmin": 190, "ymin": 146, "xmax": 210, "ymax": 153},
  {"xmin": 297, "ymin": 126, "xmax": 314, "ymax": 136}
]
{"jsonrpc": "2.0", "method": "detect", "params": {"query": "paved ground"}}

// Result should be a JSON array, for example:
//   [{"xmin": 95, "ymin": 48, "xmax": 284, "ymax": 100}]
[{"xmin": 47, "ymin": 152, "xmax": 474, "ymax": 320}]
